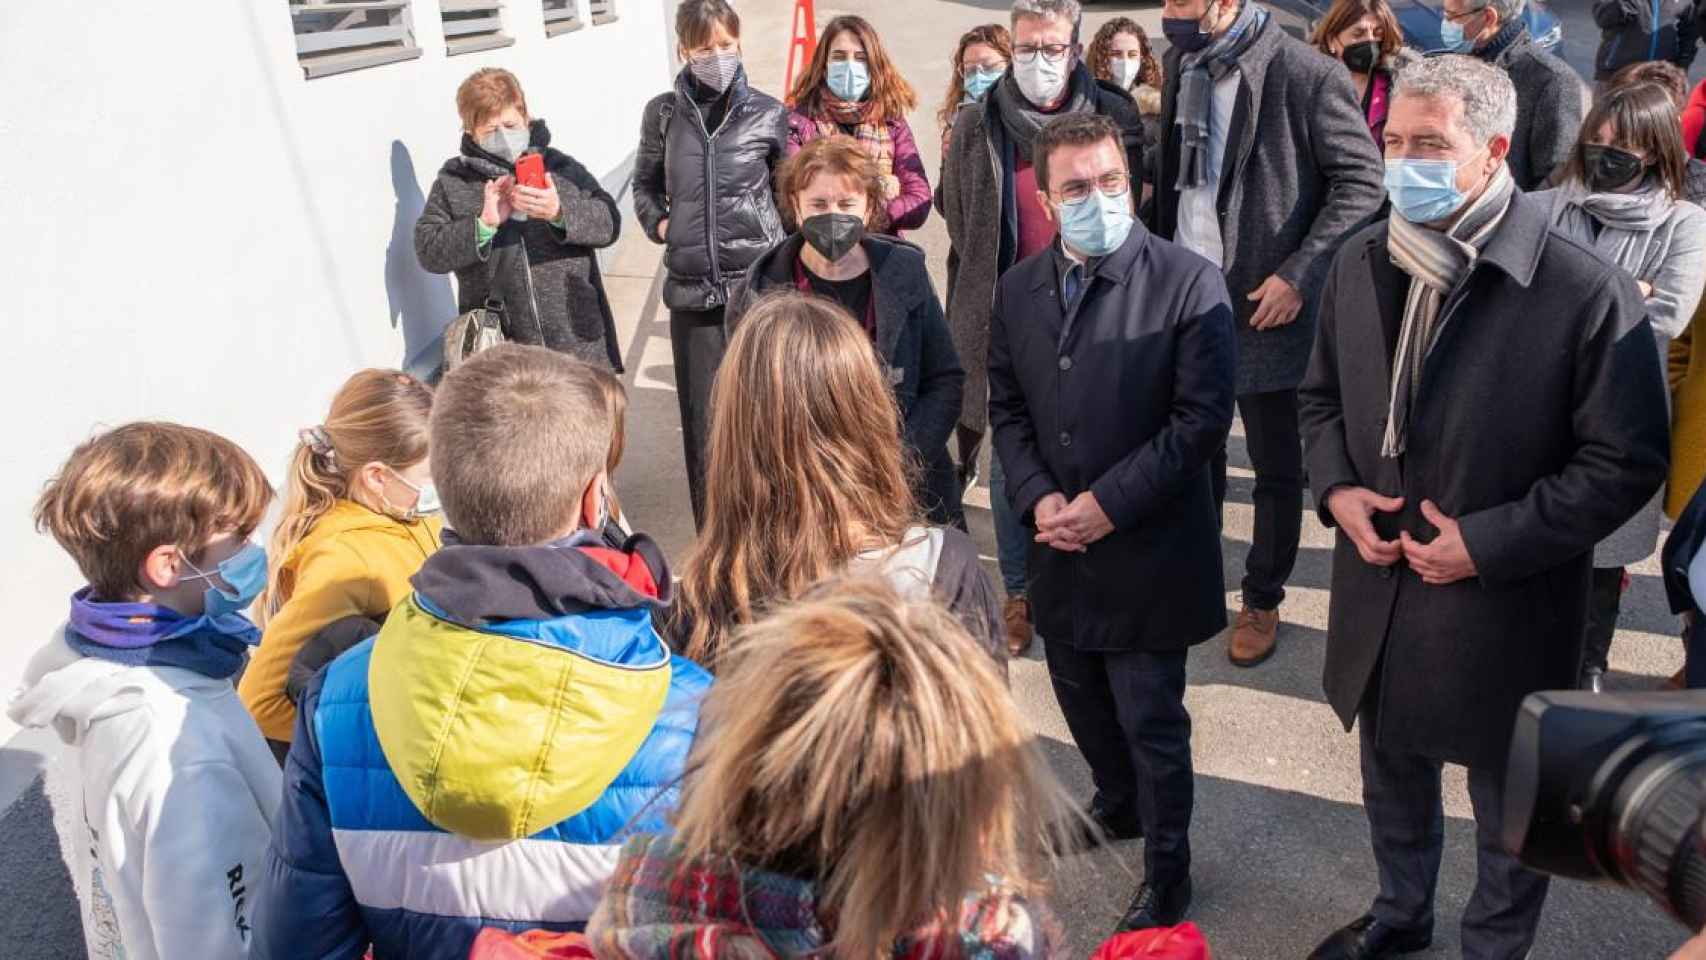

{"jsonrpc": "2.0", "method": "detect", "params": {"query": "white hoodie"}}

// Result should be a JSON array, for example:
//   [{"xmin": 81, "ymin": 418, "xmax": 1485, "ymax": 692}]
[{"xmin": 7, "ymin": 629, "xmax": 282, "ymax": 960}]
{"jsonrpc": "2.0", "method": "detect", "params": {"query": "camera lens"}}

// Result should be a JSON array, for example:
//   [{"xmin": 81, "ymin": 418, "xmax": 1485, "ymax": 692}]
[{"xmin": 1607, "ymin": 730, "xmax": 1706, "ymax": 929}]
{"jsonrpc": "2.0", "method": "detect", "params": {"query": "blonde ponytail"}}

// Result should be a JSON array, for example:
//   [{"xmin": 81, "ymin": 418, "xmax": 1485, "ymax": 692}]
[{"xmin": 257, "ymin": 369, "xmax": 434, "ymax": 625}]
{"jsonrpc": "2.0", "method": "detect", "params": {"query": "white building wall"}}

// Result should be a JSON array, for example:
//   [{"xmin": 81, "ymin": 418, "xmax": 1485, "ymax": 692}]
[{"xmin": 0, "ymin": 0, "xmax": 674, "ymax": 738}]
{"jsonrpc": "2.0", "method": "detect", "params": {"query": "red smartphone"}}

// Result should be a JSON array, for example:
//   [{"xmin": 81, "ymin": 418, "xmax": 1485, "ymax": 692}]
[{"xmin": 514, "ymin": 153, "xmax": 546, "ymax": 190}]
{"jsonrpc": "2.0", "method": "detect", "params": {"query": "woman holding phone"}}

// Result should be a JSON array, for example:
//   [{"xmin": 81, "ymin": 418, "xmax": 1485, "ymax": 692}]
[
  {"xmin": 415, "ymin": 68, "xmax": 624, "ymax": 370},
  {"xmin": 633, "ymin": 0, "xmax": 789, "ymax": 530}
]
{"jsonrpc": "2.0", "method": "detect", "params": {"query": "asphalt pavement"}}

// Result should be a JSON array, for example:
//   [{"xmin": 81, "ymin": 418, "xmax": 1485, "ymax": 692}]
[{"xmin": 1, "ymin": 1, "xmax": 1699, "ymax": 957}]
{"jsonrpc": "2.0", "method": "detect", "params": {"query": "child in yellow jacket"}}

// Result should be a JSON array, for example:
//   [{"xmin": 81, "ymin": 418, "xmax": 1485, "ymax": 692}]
[{"xmin": 240, "ymin": 370, "xmax": 441, "ymax": 755}]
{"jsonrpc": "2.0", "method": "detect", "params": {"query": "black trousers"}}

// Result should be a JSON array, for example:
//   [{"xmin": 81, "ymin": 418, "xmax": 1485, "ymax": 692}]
[
  {"xmin": 1044, "ymin": 640, "xmax": 1193, "ymax": 886},
  {"xmin": 1359, "ymin": 720, "xmax": 1550, "ymax": 959},
  {"xmin": 668, "ymin": 307, "xmax": 728, "ymax": 530},
  {"xmin": 1581, "ymin": 566, "xmax": 1625, "ymax": 676},
  {"xmin": 1210, "ymin": 388, "xmax": 1304, "ymax": 611}
]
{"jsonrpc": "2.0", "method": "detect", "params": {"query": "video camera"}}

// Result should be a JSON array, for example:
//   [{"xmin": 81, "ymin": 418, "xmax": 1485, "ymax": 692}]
[{"xmin": 1503, "ymin": 690, "xmax": 1706, "ymax": 931}]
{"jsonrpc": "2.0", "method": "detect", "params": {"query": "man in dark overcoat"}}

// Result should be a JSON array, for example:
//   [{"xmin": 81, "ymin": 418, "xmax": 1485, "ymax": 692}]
[
  {"xmin": 988, "ymin": 113, "xmax": 1236, "ymax": 936},
  {"xmin": 1149, "ymin": 0, "xmax": 1385, "ymax": 667},
  {"xmin": 1299, "ymin": 56, "xmax": 1670, "ymax": 960}
]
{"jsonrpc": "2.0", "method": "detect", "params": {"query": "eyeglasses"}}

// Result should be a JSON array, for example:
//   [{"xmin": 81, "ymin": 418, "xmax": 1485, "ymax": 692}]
[
  {"xmin": 961, "ymin": 60, "xmax": 1008, "ymax": 78},
  {"xmin": 1014, "ymin": 43, "xmax": 1072, "ymax": 64},
  {"xmin": 1054, "ymin": 171, "xmax": 1131, "ymax": 204},
  {"xmin": 1441, "ymin": 3, "xmax": 1487, "ymax": 24}
]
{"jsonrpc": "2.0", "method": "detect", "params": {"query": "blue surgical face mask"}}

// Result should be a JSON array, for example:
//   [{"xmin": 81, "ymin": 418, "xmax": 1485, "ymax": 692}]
[
  {"xmin": 827, "ymin": 60, "xmax": 870, "ymax": 102},
  {"xmin": 1057, "ymin": 187, "xmax": 1135, "ymax": 257},
  {"xmin": 962, "ymin": 66, "xmax": 1004, "ymax": 102},
  {"xmin": 387, "ymin": 468, "xmax": 441, "ymax": 522},
  {"xmin": 1384, "ymin": 157, "xmax": 1469, "ymax": 224},
  {"xmin": 180, "ymin": 542, "xmax": 268, "ymax": 619},
  {"xmin": 1438, "ymin": 7, "xmax": 1482, "ymax": 53}
]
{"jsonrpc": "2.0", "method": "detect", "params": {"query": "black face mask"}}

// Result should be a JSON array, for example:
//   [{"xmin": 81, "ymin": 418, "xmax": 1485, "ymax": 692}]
[
  {"xmin": 1342, "ymin": 40, "xmax": 1380, "ymax": 74},
  {"xmin": 1582, "ymin": 145, "xmax": 1648, "ymax": 192},
  {"xmin": 1161, "ymin": 17, "xmax": 1213, "ymax": 54},
  {"xmin": 801, "ymin": 213, "xmax": 866, "ymax": 262}
]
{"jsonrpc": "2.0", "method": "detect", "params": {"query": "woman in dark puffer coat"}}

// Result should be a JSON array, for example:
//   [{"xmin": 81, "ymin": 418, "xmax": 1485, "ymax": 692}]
[
  {"xmin": 415, "ymin": 68, "xmax": 623, "ymax": 371},
  {"xmin": 633, "ymin": 0, "xmax": 788, "ymax": 530}
]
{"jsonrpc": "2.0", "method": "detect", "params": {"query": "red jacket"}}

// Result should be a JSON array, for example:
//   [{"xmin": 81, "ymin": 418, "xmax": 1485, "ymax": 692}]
[{"xmin": 1684, "ymin": 79, "xmax": 1706, "ymax": 159}]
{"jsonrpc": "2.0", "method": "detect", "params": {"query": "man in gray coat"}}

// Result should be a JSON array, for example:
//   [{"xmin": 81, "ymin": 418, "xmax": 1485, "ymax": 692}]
[
  {"xmin": 1149, "ymin": 0, "xmax": 1384, "ymax": 668},
  {"xmin": 1300, "ymin": 56, "xmax": 1669, "ymax": 960},
  {"xmin": 1443, "ymin": 0, "xmax": 1586, "ymax": 190}
]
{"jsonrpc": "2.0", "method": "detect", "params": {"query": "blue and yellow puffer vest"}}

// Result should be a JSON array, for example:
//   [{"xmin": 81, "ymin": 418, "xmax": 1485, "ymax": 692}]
[{"xmin": 253, "ymin": 532, "xmax": 711, "ymax": 960}]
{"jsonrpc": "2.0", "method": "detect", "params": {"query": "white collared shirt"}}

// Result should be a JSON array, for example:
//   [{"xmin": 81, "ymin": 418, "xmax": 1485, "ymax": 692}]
[{"xmin": 1175, "ymin": 68, "xmax": 1241, "ymax": 268}]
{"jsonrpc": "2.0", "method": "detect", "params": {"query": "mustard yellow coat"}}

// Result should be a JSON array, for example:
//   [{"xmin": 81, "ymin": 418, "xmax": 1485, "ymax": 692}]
[
  {"xmin": 1670, "ymin": 313, "xmax": 1706, "ymax": 518},
  {"xmin": 240, "ymin": 500, "xmax": 441, "ymax": 742}
]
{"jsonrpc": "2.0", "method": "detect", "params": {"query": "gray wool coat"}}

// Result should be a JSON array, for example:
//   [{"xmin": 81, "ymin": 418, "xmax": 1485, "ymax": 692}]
[
  {"xmin": 1301, "ymin": 190, "xmax": 1671, "ymax": 769},
  {"xmin": 415, "ymin": 124, "xmax": 623, "ymax": 370},
  {"xmin": 1149, "ymin": 16, "xmax": 1386, "ymax": 397},
  {"xmin": 939, "ymin": 70, "xmax": 1146, "ymax": 433},
  {"xmin": 1480, "ymin": 28, "xmax": 1587, "ymax": 191}
]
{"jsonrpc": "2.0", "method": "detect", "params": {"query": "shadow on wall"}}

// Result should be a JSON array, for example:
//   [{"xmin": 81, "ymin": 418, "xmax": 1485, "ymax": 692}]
[{"xmin": 385, "ymin": 140, "xmax": 457, "ymax": 382}]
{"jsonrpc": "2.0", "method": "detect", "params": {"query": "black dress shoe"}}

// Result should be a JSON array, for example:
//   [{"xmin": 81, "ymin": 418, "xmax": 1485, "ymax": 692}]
[
  {"xmin": 1307, "ymin": 915, "xmax": 1432, "ymax": 960},
  {"xmin": 1053, "ymin": 799, "xmax": 1142, "ymax": 853},
  {"xmin": 1114, "ymin": 877, "xmax": 1192, "ymax": 932}
]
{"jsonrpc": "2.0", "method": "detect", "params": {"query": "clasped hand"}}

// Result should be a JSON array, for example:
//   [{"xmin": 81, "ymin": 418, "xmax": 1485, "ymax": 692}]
[
  {"xmin": 1034, "ymin": 491, "xmax": 1113, "ymax": 554},
  {"xmin": 1324, "ymin": 487, "xmax": 1477, "ymax": 585}
]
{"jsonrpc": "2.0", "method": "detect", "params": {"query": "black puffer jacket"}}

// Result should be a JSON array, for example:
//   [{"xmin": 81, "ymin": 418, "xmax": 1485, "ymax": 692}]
[
  {"xmin": 415, "ymin": 120, "xmax": 623, "ymax": 369},
  {"xmin": 634, "ymin": 66, "xmax": 789, "ymax": 312}
]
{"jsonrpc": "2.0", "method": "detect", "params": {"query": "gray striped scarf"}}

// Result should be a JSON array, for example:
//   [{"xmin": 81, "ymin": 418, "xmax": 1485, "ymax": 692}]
[
  {"xmin": 1174, "ymin": 2, "xmax": 1268, "ymax": 190},
  {"xmin": 1382, "ymin": 165, "xmax": 1514, "ymax": 457}
]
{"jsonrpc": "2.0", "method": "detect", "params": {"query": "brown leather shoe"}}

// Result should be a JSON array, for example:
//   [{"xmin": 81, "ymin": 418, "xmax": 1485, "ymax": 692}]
[
  {"xmin": 1004, "ymin": 596, "xmax": 1034, "ymax": 657},
  {"xmin": 1228, "ymin": 605, "xmax": 1280, "ymax": 667}
]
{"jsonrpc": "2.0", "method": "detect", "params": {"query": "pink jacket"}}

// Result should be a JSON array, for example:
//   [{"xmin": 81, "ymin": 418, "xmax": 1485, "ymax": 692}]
[{"xmin": 786, "ymin": 111, "xmax": 932, "ymax": 234}]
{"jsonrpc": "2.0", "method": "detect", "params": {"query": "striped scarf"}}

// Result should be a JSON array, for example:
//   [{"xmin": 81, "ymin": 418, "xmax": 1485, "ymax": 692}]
[
  {"xmin": 1382, "ymin": 164, "xmax": 1514, "ymax": 457},
  {"xmin": 587, "ymin": 835, "xmax": 1059, "ymax": 959},
  {"xmin": 1174, "ymin": 1, "xmax": 1268, "ymax": 190},
  {"xmin": 814, "ymin": 98, "xmax": 897, "ymax": 190}
]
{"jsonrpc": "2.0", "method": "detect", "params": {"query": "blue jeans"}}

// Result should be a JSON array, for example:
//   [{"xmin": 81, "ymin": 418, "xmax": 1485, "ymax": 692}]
[{"xmin": 989, "ymin": 450, "xmax": 1029, "ymax": 596}]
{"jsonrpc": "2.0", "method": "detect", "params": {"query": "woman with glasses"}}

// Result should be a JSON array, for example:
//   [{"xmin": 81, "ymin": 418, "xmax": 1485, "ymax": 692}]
[
  {"xmin": 934, "ymin": 25, "xmax": 1011, "ymax": 490},
  {"xmin": 937, "ymin": 24, "xmax": 1012, "ymax": 157},
  {"xmin": 783, "ymin": 15, "xmax": 932, "ymax": 236},
  {"xmin": 633, "ymin": 0, "xmax": 788, "ymax": 530},
  {"xmin": 1086, "ymin": 18, "xmax": 1164, "ymax": 146},
  {"xmin": 726, "ymin": 137, "xmax": 967, "ymax": 529}
]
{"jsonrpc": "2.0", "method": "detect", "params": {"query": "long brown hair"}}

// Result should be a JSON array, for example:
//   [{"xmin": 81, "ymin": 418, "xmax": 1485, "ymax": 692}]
[
  {"xmin": 667, "ymin": 575, "xmax": 1073, "ymax": 959},
  {"xmin": 1563, "ymin": 81, "xmax": 1688, "ymax": 201},
  {"xmin": 938, "ymin": 23, "xmax": 1012, "ymax": 133},
  {"xmin": 590, "ymin": 366, "xmax": 628, "ymax": 523},
  {"xmin": 1086, "ymin": 17, "xmax": 1161, "ymax": 91},
  {"xmin": 673, "ymin": 293, "xmax": 920, "ymax": 668},
  {"xmin": 1310, "ymin": 0, "xmax": 1402, "ymax": 63},
  {"xmin": 260, "ymin": 370, "xmax": 432, "ymax": 621},
  {"xmin": 787, "ymin": 15, "xmax": 918, "ymax": 122}
]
